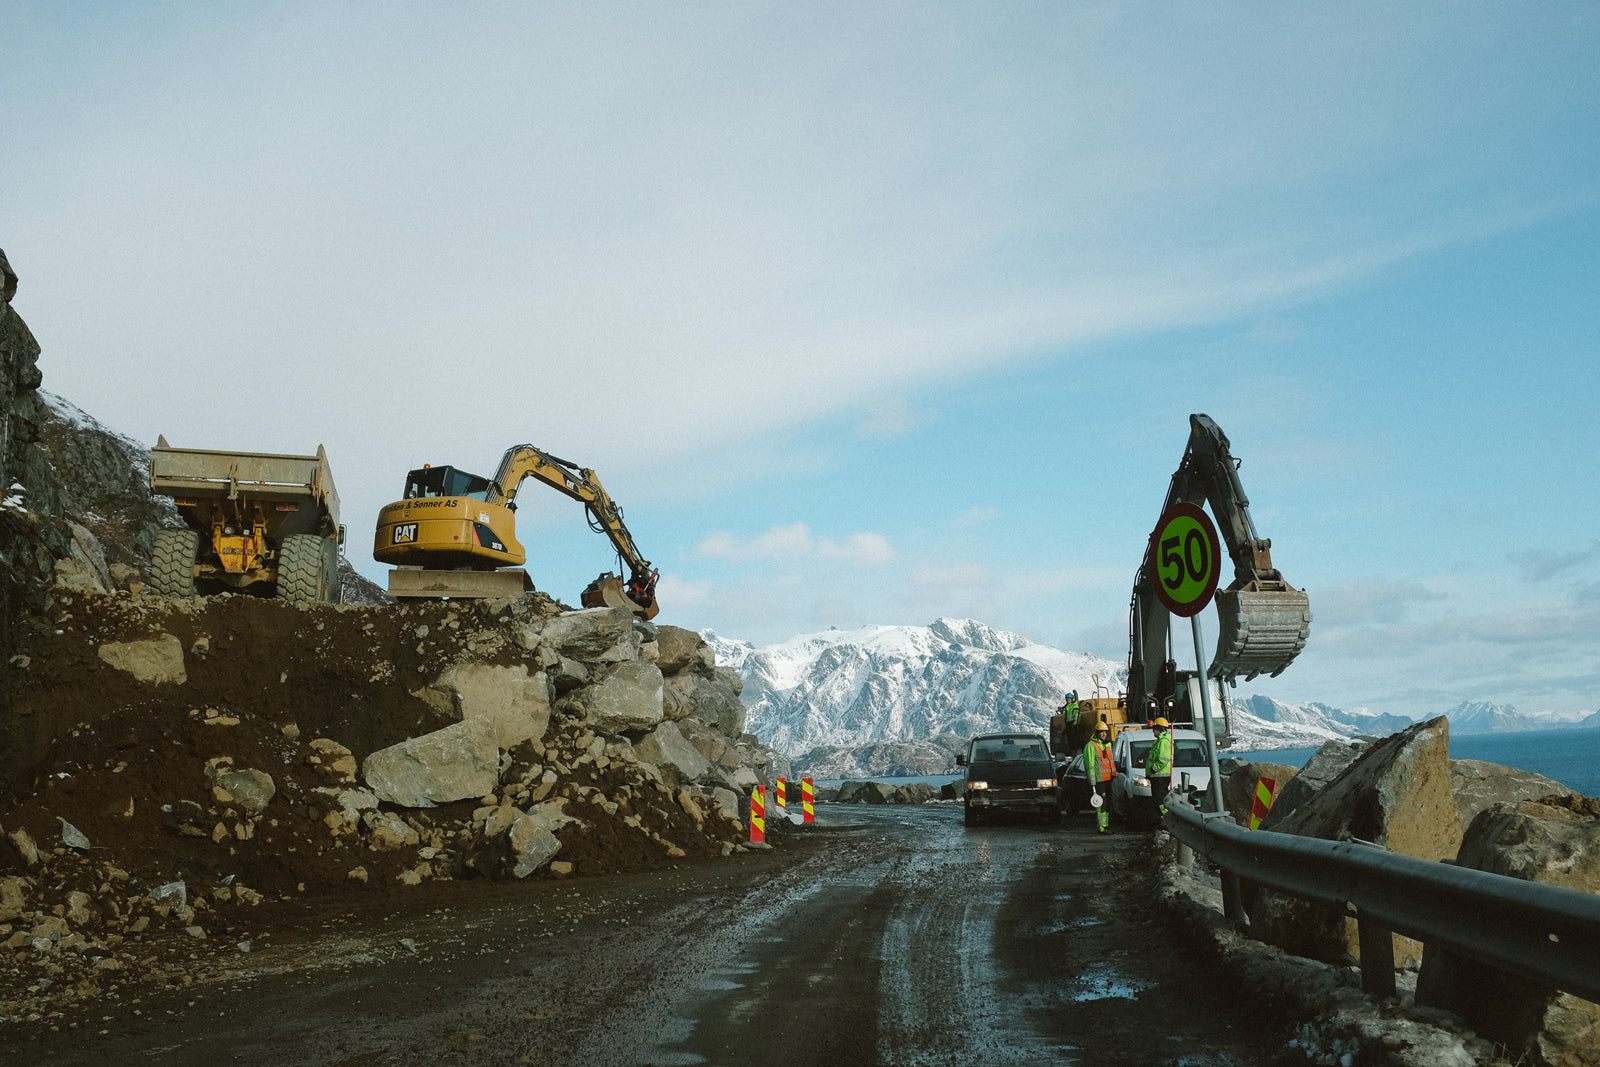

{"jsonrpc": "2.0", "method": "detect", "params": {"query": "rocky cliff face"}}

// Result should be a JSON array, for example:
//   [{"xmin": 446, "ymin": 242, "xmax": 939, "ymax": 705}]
[{"xmin": 0, "ymin": 250, "xmax": 46, "ymax": 731}]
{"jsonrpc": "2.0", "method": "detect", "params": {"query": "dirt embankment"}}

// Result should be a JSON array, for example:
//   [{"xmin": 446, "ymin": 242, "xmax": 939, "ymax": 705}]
[{"xmin": 0, "ymin": 586, "xmax": 767, "ymax": 1034}]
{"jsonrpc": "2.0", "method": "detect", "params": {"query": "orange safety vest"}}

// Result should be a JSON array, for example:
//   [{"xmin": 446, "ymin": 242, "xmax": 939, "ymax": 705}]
[{"xmin": 1085, "ymin": 739, "xmax": 1114, "ymax": 782}]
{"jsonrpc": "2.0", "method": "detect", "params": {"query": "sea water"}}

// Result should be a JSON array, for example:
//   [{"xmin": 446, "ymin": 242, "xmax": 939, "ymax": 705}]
[
  {"xmin": 817, "ymin": 728, "xmax": 1598, "ymax": 796},
  {"xmin": 1243, "ymin": 727, "xmax": 1598, "ymax": 797}
]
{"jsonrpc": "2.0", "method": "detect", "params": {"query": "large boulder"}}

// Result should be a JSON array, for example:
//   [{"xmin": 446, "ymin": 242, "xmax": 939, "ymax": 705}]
[
  {"xmin": 412, "ymin": 663, "xmax": 551, "ymax": 748},
  {"xmin": 584, "ymin": 660, "xmax": 665, "ymax": 734},
  {"xmin": 538, "ymin": 607, "xmax": 634, "ymax": 660},
  {"xmin": 891, "ymin": 782, "xmax": 936, "ymax": 805},
  {"xmin": 655, "ymin": 625, "xmax": 714, "ymax": 675},
  {"xmin": 1450, "ymin": 759, "xmax": 1574, "ymax": 830},
  {"xmin": 97, "ymin": 633, "xmax": 187, "ymax": 685},
  {"xmin": 664, "ymin": 672, "xmax": 746, "ymax": 738},
  {"xmin": 1247, "ymin": 718, "xmax": 1460, "ymax": 967},
  {"xmin": 1259, "ymin": 738, "xmax": 1371, "ymax": 830},
  {"xmin": 507, "ymin": 818, "xmax": 562, "ymax": 878},
  {"xmin": 362, "ymin": 716, "xmax": 501, "ymax": 807},
  {"xmin": 1219, "ymin": 759, "xmax": 1299, "ymax": 826},
  {"xmin": 1417, "ymin": 798, "xmax": 1600, "ymax": 1067},
  {"xmin": 676, "ymin": 715, "xmax": 739, "ymax": 771},
  {"xmin": 836, "ymin": 780, "xmax": 896, "ymax": 804},
  {"xmin": 633, "ymin": 720, "xmax": 712, "ymax": 787}
]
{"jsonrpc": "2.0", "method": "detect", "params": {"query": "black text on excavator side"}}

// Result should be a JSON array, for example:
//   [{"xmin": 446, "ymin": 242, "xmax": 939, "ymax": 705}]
[
  {"xmin": 1127, "ymin": 414, "xmax": 1312, "ymax": 724},
  {"xmin": 372, "ymin": 444, "xmax": 659, "ymax": 618}
]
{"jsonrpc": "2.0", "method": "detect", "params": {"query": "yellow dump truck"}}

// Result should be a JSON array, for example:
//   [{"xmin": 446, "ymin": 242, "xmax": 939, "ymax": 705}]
[{"xmin": 148, "ymin": 437, "xmax": 344, "ymax": 603}]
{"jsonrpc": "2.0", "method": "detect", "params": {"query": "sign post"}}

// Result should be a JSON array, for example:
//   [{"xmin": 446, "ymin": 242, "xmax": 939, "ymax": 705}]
[{"xmin": 1148, "ymin": 503, "xmax": 1227, "ymax": 815}]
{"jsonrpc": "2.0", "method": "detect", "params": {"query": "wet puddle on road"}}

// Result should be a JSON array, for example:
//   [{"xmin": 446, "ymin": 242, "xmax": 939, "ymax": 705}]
[
  {"xmin": 699, "ymin": 959, "xmax": 758, "ymax": 992},
  {"xmin": 1066, "ymin": 963, "xmax": 1149, "ymax": 1002}
]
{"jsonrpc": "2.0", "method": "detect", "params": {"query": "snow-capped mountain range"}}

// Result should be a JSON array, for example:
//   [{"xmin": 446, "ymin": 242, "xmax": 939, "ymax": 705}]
[
  {"xmin": 704, "ymin": 619, "xmax": 1597, "ymax": 776},
  {"xmin": 705, "ymin": 618, "xmax": 1126, "ymax": 756}
]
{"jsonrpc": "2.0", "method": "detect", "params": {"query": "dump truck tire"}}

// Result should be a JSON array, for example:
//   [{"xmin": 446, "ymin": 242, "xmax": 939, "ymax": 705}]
[
  {"xmin": 276, "ymin": 534, "xmax": 332, "ymax": 603},
  {"xmin": 151, "ymin": 529, "xmax": 201, "ymax": 597}
]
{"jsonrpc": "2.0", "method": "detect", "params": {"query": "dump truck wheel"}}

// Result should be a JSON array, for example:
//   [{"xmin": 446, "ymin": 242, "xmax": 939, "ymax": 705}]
[
  {"xmin": 276, "ymin": 534, "xmax": 330, "ymax": 603},
  {"xmin": 151, "ymin": 529, "xmax": 201, "ymax": 597}
]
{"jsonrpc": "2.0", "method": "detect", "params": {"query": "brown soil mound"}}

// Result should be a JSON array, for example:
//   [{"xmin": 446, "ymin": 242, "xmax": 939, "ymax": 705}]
[{"xmin": 0, "ymin": 588, "xmax": 758, "ymax": 1033}]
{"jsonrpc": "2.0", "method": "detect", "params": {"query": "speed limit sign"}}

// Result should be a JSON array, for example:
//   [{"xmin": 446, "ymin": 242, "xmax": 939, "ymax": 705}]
[{"xmin": 1148, "ymin": 502, "xmax": 1221, "ymax": 617}]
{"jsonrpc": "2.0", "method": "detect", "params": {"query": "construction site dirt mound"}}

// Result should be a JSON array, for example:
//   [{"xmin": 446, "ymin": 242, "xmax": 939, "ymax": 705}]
[{"xmin": 0, "ymin": 587, "xmax": 771, "ymax": 1036}]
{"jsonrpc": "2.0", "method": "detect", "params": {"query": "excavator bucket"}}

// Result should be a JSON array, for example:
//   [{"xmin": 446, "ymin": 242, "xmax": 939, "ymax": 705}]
[
  {"xmin": 581, "ymin": 574, "xmax": 660, "ymax": 621},
  {"xmin": 1210, "ymin": 587, "xmax": 1312, "ymax": 681}
]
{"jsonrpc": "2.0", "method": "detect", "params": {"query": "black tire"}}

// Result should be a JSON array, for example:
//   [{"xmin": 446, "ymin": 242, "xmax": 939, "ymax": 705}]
[
  {"xmin": 963, "ymin": 805, "xmax": 978, "ymax": 827},
  {"xmin": 150, "ymin": 529, "xmax": 201, "ymax": 597},
  {"xmin": 276, "ymin": 534, "xmax": 332, "ymax": 603}
]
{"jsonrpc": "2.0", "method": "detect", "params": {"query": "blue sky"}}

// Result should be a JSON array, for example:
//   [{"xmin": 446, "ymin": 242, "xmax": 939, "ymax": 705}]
[{"xmin": 4, "ymin": 4, "xmax": 1598, "ymax": 722}]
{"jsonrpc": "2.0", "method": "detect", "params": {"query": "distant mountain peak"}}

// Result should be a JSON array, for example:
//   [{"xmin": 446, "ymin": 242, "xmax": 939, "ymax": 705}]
[{"xmin": 703, "ymin": 620, "xmax": 1124, "ymax": 761}]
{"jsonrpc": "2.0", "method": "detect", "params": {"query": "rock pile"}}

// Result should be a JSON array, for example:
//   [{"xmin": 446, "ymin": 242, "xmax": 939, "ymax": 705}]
[
  {"xmin": 1246, "ymin": 718, "xmax": 1462, "ymax": 968},
  {"xmin": 0, "ymin": 584, "xmax": 782, "ymax": 1026},
  {"xmin": 825, "ymin": 780, "xmax": 939, "ymax": 805},
  {"xmin": 1217, "ymin": 722, "xmax": 1597, "ymax": 1066},
  {"xmin": 1416, "ymin": 797, "xmax": 1600, "ymax": 1066}
]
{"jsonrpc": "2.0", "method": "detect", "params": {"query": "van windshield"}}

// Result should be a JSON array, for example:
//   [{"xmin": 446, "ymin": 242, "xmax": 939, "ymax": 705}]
[{"xmin": 970, "ymin": 738, "xmax": 1048, "ymax": 762}]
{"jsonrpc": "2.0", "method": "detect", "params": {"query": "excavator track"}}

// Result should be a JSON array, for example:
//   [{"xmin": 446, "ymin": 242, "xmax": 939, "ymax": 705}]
[{"xmin": 1211, "ymin": 587, "xmax": 1312, "ymax": 681}]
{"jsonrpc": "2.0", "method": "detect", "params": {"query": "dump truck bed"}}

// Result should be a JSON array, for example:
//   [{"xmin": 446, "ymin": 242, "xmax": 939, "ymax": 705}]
[{"xmin": 149, "ymin": 438, "xmax": 341, "ymax": 537}]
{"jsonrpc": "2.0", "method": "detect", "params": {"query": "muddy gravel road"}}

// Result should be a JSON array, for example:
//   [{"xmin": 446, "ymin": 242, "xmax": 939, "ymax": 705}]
[{"xmin": 13, "ymin": 804, "xmax": 1302, "ymax": 1067}]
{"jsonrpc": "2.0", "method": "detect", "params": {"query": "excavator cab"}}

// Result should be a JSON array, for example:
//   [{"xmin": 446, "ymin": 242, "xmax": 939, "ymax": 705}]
[{"xmin": 403, "ymin": 465, "xmax": 492, "ymax": 502}]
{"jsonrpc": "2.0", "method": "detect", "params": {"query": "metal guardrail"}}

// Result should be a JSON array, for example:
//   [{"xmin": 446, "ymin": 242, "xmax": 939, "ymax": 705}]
[{"xmin": 1162, "ymin": 801, "xmax": 1600, "ymax": 1002}]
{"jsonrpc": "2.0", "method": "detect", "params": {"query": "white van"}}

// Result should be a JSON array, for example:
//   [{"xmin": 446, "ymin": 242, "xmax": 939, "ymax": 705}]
[{"xmin": 1108, "ymin": 727, "xmax": 1212, "ymax": 827}]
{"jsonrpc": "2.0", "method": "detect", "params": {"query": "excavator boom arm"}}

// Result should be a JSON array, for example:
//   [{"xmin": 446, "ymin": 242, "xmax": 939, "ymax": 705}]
[
  {"xmin": 1129, "ymin": 415, "xmax": 1311, "ymax": 716},
  {"xmin": 489, "ymin": 444, "xmax": 659, "ymax": 603}
]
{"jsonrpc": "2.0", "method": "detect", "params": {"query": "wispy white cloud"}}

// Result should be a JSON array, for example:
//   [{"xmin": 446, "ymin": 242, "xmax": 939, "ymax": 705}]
[
  {"xmin": 857, "ymin": 397, "xmax": 934, "ymax": 439},
  {"xmin": 1514, "ymin": 541, "xmax": 1600, "ymax": 582},
  {"xmin": 695, "ymin": 523, "xmax": 896, "ymax": 566},
  {"xmin": 1311, "ymin": 576, "xmax": 1445, "ymax": 627},
  {"xmin": 952, "ymin": 506, "xmax": 999, "ymax": 528}
]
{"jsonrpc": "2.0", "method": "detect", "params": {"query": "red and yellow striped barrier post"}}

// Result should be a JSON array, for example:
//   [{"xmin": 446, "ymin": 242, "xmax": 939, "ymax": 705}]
[
  {"xmin": 775, "ymin": 777, "xmax": 787, "ymax": 812},
  {"xmin": 801, "ymin": 777, "xmax": 815, "ymax": 823},
  {"xmin": 1248, "ymin": 776, "xmax": 1279, "ymax": 830},
  {"xmin": 749, "ymin": 784, "xmax": 766, "ymax": 843}
]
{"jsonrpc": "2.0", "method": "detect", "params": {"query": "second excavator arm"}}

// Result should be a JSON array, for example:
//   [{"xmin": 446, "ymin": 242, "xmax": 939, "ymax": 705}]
[
  {"xmin": 1129, "ymin": 414, "xmax": 1311, "ymax": 718},
  {"xmin": 488, "ymin": 444, "xmax": 660, "ymax": 617}
]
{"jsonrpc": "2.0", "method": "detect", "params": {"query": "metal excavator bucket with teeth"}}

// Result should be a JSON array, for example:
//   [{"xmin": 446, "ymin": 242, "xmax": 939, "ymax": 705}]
[
  {"xmin": 1211, "ymin": 587, "xmax": 1312, "ymax": 681},
  {"xmin": 581, "ymin": 573, "xmax": 660, "ymax": 621}
]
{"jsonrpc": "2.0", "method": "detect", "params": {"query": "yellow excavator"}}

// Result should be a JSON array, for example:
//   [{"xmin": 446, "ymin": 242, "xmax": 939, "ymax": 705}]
[
  {"xmin": 1126, "ymin": 413, "xmax": 1311, "ymax": 724},
  {"xmin": 372, "ymin": 443, "xmax": 659, "ymax": 617}
]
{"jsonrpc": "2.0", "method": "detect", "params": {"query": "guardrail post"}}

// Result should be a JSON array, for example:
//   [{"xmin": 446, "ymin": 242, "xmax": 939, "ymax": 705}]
[
  {"xmin": 1222, "ymin": 872, "xmax": 1246, "ymax": 923},
  {"xmin": 1356, "ymin": 910, "xmax": 1396, "ymax": 998}
]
